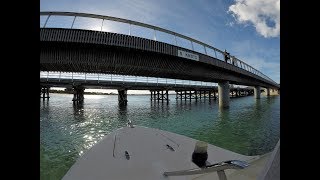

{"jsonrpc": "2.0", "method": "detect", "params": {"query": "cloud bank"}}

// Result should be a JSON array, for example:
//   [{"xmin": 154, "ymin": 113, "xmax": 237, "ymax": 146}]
[{"xmin": 228, "ymin": 0, "xmax": 280, "ymax": 38}]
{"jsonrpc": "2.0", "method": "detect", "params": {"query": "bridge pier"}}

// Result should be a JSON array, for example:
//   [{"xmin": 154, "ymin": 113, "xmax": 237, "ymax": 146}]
[
  {"xmin": 151, "ymin": 90, "xmax": 169, "ymax": 102},
  {"xmin": 40, "ymin": 86, "xmax": 50, "ymax": 100},
  {"xmin": 195, "ymin": 90, "xmax": 198, "ymax": 101},
  {"xmin": 267, "ymin": 88, "xmax": 270, "ymax": 96},
  {"xmin": 72, "ymin": 86, "xmax": 84, "ymax": 103},
  {"xmin": 218, "ymin": 81, "xmax": 230, "ymax": 108},
  {"xmin": 118, "ymin": 89, "xmax": 128, "ymax": 105},
  {"xmin": 175, "ymin": 90, "xmax": 199, "ymax": 101},
  {"xmin": 254, "ymin": 86, "xmax": 261, "ymax": 99}
]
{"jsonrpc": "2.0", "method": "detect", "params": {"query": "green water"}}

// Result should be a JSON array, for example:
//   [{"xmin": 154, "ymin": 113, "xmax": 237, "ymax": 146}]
[{"xmin": 40, "ymin": 93, "xmax": 280, "ymax": 179}]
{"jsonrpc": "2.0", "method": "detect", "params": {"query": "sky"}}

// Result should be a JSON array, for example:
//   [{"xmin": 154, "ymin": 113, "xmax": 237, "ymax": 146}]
[{"xmin": 41, "ymin": 0, "xmax": 280, "ymax": 93}]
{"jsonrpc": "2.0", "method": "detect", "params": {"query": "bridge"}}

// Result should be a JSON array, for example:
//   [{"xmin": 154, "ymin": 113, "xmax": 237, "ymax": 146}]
[{"xmin": 40, "ymin": 11, "xmax": 279, "ymax": 108}]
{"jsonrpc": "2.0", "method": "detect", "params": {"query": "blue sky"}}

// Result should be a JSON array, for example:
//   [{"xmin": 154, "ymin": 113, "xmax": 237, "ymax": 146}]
[{"xmin": 40, "ymin": 0, "xmax": 280, "ymax": 84}]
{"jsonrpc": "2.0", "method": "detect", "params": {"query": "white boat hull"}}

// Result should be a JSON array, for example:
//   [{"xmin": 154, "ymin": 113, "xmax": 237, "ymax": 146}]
[{"xmin": 62, "ymin": 126, "xmax": 260, "ymax": 180}]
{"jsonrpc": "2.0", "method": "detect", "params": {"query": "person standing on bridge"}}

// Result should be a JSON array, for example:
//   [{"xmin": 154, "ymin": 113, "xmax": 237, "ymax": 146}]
[
  {"xmin": 224, "ymin": 49, "xmax": 230, "ymax": 63},
  {"xmin": 231, "ymin": 55, "xmax": 236, "ymax": 66}
]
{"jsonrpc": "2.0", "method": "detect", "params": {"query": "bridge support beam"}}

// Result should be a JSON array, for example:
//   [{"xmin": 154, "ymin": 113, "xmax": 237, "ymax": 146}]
[
  {"xmin": 118, "ymin": 89, "xmax": 128, "ymax": 105},
  {"xmin": 254, "ymin": 86, "xmax": 261, "ymax": 99},
  {"xmin": 218, "ymin": 81, "xmax": 230, "ymax": 108},
  {"xmin": 72, "ymin": 86, "xmax": 85, "ymax": 103}
]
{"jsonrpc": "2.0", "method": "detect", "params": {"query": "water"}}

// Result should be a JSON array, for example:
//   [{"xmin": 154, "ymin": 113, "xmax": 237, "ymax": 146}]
[{"xmin": 40, "ymin": 93, "xmax": 280, "ymax": 180}]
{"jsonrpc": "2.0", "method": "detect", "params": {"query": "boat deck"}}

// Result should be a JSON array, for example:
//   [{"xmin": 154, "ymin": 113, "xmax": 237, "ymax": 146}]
[{"xmin": 62, "ymin": 126, "xmax": 273, "ymax": 180}]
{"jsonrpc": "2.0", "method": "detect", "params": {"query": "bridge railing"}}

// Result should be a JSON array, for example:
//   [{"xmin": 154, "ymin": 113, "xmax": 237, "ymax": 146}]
[
  {"xmin": 40, "ymin": 11, "xmax": 277, "ymax": 86},
  {"xmin": 40, "ymin": 71, "xmax": 217, "ymax": 88}
]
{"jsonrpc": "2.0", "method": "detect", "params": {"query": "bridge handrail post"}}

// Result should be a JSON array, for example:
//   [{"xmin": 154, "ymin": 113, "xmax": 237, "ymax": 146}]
[
  {"xmin": 174, "ymin": 35, "xmax": 178, "ymax": 46},
  {"xmin": 71, "ymin": 16, "xmax": 76, "ymax": 29},
  {"xmin": 43, "ymin": 15, "xmax": 51, "ymax": 28},
  {"xmin": 59, "ymin": 71, "xmax": 61, "ymax": 82},
  {"xmin": 153, "ymin": 29, "xmax": 157, "ymax": 41},
  {"xmin": 100, "ymin": 19, "xmax": 104, "ymax": 32},
  {"xmin": 203, "ymin": 45, "xmax": 207, "ymax": 55}
]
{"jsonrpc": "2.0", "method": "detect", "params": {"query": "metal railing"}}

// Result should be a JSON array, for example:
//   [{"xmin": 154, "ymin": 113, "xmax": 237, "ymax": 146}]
[{"xmin": 40, "ymin": 11, "xmax": 277, "ymax": 86}]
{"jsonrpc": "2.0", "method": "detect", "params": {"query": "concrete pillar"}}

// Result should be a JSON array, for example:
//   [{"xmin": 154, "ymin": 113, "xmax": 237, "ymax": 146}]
[
  {"xmin": 157, "ymin": 91, "xmax": 160, "ymax": 100},
  {"xmin": 254, "ymin": 86, "xmax": 261, "ymax": 99},
  {"xmin": 209, "ymin": 91, "xmax": 211, "ymax": 101},
  {"xmin": 161, "ymin": 91, "xmax": 164, "ymax": 102},
  {"xmin": 184, "ymin": 91, "xmax": 187, "ymax": 101},
  {"xmin": 166, "ymin": 90, "xmax": 169, "ymax": 101},
  {"xmin": 214, "ymin": 91, "xmax": 217, "ymax": 100},
  {"xmin": 218, "ymin": 81, "xmax": 230, "ymax": 108},
  {"xmin": 72, "ymin": 86, "xmax": 84, "ymax": 102},
  {"xmin": 150, "ymin": 90, "xmax": 153, "ymax": 100},
  {"xmin": 46, "ymin": 87, "xmax": 50, "ymax": 98},
  {"xmin": 267, "ymin": 88, "xmax": 270, "ymax": 96},
  {"xmin": 195, "ymin": 90, "xmax": 198, "ymax": 101},
  {"xmin": 118, "ymin": 89, "xmax": 128, "ymax": 104},
  {"xmin": 42, "ymin": 88, "xmax": 46, "ymax": 99}
]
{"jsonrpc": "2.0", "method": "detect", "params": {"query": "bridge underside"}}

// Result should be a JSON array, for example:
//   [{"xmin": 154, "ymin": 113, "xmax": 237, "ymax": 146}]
[
  {"xmin": 40, "ymin": 28, "xmax": 279, "ymax": 89},
  {"xmin": 40, "ymin": 41, "xmax": 268, "ymax": 88}
]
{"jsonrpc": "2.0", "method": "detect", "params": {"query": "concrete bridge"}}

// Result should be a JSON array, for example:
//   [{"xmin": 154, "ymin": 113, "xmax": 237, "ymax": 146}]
[
  {"xmin": 40, "ymin": 12, "xmax": 279, "ymax": 108},
  {"xmin": 40, "ymin": 72, "xmax": 255, "ymax": 104}
]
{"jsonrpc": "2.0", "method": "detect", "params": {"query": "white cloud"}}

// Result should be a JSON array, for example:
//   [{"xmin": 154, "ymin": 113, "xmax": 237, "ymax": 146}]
[{"xmin": 228, "ymin": 0, "xmax": 280, "ymax": 38}]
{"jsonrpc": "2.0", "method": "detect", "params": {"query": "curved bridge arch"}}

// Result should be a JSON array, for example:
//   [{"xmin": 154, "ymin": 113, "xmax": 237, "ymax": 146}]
[{"xmin": 40, "ymin": 12, "xmax": 279, "ymax": 90}]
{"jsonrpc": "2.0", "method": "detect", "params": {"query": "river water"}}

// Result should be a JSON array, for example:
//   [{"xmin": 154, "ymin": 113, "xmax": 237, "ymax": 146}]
[{"xmin": 40, "ymin": 93, "xmax": 280, "ymax": 179}]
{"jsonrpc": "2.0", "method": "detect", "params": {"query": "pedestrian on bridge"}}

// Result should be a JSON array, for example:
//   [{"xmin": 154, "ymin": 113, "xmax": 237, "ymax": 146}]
[{"xmin": 224, "ymin": 49, "xmax": 230, "ymax": 63}]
